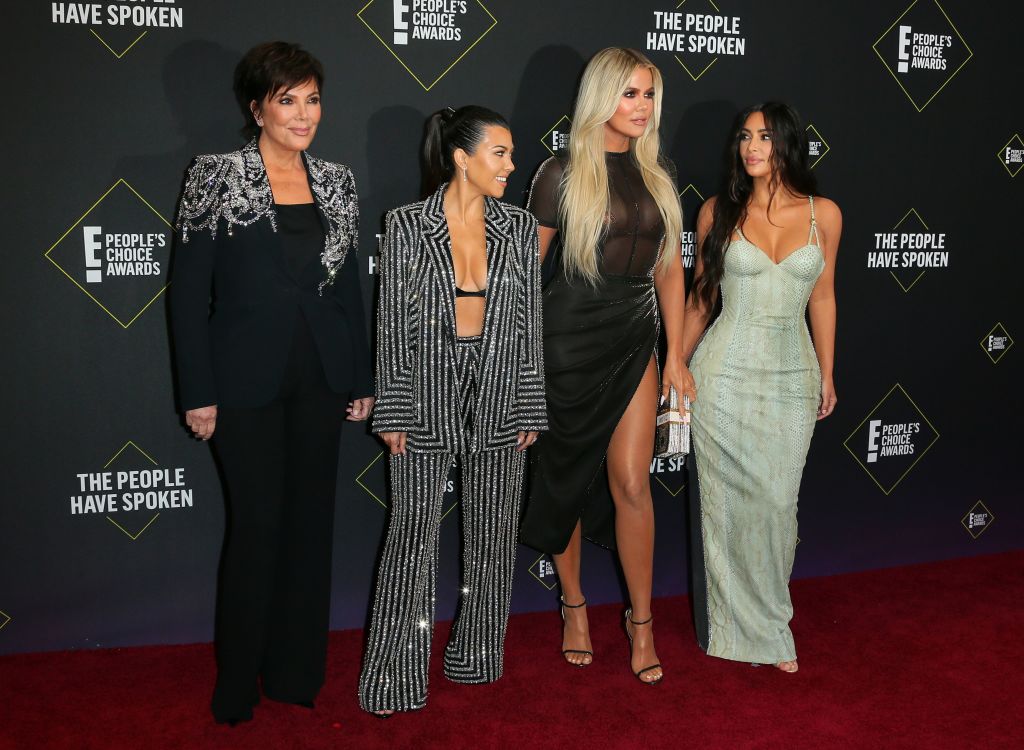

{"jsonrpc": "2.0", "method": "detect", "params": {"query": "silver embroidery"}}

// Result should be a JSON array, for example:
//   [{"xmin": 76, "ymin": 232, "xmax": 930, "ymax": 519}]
[{"xmin": 175, "ymin": 138, "xmax": 357, "ymax": 294}]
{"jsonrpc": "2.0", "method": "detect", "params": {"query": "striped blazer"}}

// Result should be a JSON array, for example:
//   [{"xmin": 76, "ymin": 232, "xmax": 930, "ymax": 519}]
[{"xmin": 372, "ymin": 186, "xmax": 547, "ymax": 452}]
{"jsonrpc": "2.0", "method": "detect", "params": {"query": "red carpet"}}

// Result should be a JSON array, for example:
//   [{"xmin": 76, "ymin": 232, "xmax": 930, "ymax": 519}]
[{"xmin": 2, "ymin": 552, "xmax": 1021, "ymax": 750}]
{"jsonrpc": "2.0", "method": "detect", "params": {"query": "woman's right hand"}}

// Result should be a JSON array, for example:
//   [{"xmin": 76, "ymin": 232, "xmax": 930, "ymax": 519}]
[
  {"xmin": 185, "ymin": 405, "xmax": 218, "ymax": 441},
  {"xmin": 380, "ymin": 431, "xmax": 408, "ymax": 455}
]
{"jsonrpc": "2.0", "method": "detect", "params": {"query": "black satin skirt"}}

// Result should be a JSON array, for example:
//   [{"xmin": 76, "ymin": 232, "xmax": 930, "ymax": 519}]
[{"xmin": 520, "ymin": 272, "xmax": 658, "ymax": 553}]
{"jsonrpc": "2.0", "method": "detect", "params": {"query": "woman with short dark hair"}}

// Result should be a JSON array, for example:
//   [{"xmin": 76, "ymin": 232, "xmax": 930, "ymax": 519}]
[
  {"xmin": 683, "ymin": 102, "xmax": 841, "ymax": 673},
  {"xmin": 358, "ymin": 106, "xmax": 545, "ymax": 716},
  {"xmin": 171, "ymin": 41, "xmax": 373, "ymax": 723}
]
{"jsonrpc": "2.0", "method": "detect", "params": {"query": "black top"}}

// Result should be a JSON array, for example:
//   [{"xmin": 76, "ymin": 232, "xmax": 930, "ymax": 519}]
[
  {"xmin": 455, "ymin": 286, "xmax": 487, "ymax": 298},
  {"xmin": 528, "ymin": 151, "xmax": 671, "ymax": 277},
  {"xmin": 274, "ymin": 203, "xmax": 324, "ymax": 279}
]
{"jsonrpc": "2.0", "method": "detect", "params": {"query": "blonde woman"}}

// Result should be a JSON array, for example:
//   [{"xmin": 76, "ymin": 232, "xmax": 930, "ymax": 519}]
[{"xmin": 520, "ymin": 47, "xmax": 696, "ymax": 685}]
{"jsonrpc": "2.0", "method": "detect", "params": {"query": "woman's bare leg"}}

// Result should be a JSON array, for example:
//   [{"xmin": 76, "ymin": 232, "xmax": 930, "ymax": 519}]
[
  {"xmin": 552, "ymin": 521, "xmax": 592, "ymax": 665},
  {"xmin": 606, "ymin": 356, "xmax": 661, "ymax": 682}
]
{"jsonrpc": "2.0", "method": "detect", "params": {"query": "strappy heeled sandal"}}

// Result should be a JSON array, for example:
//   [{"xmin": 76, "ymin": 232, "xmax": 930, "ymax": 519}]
[
  {"xmin": 560, "ymin": 596, "xmax": 593, "ymax": 667},
  {"xmin": 624, "ymin": 608, "xmax": 663, "ymax": 685}
]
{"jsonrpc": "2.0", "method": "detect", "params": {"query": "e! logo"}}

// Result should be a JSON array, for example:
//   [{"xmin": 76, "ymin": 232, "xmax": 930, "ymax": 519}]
[
  {"xmin": 897, "ymin": 25, "xmax": 912, "ymax": 72},
  {"xmin": 393, "ymin": 0, "xmax": 409, "ymax": 44},
  {"xmin": 83, "ymin": 226, "xmax": 103, "ymax": 283}
]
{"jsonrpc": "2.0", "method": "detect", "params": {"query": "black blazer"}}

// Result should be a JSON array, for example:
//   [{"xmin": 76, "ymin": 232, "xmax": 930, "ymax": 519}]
[
  {"xmin": 372, "ymin": 187, "xmax": 547, "ymax": 452},
  {"xmin": 170, "ymin": 139, "xmax": 372, "ymax": 411}
]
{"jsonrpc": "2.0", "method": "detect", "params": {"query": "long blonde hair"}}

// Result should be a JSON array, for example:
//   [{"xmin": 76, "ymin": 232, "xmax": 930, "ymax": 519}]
[{"xmin": 560, "ymin": 47, "xmax": 681, "ymax": 284}]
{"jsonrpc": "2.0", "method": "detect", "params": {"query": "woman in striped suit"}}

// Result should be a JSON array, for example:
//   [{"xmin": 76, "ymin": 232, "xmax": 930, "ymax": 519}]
[{"xmin": 358, "ymin": 106, "xmax": 546, "ymax": 716}]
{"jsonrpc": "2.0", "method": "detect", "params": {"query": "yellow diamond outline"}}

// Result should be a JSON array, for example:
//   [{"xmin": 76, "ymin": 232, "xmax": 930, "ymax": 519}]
[
  {"xmin": 678, "ymin": 184, "xmax": 705, "ymax": 267},
  {"xmin": 871, "ymin": 0, "xmax": 974, "ymax": 113},
  {"xmin": 43, "ymin": 179, "xmax": 173, "ymax": 329},
  {"xmin": 654, "ymin": 474, "xmax": 687, "ymax": 497},
  {"xmin": 979, "ymin": 322, "xmax": 1014, "ymax": 365},
  {"xmin": 679, "ymin": 183, "xmax": 706, "ymax": 202},
  {"xmin": 672, "ymin": 0, "xmax": 723, "ymax": 82},
  {"xmin": 90, "ymin": 28, "xmax": 148, "ymax": 59},
  {"xmin": 356, "ymin": 450, "xmax": 459, "ymax": 520},
  {"xmin": 540, "ymin": 115, "xmax": 572, "ymax": 155},
  {"xmin": 0, "ymin": 609, "xmax": 10, "ymax": 632},
  {"xmin": 356, "ymin": 0, "xmax": 498, "ymax": 92},
  {"xmin": 842, "ymin": 383, "xmax": 940, "ymax": 496},
  {"xmin": 996, "ymin": 133, "xmax": 1024, "ymax": 178},
  {"xmin": 806, "ymin": 123, "xmax": 830, "ymax": 169},
  {"xmin": 528, "ymin": 554, "xmax": 558, "ymax": 590},
  {"xmin": 960, "ymin": 500, "xmax": 995, "ymax": 539},
  {"xmin": 887, "ymin": 208, "xmax": 930, "ymax": 292},
  {"xmin": 99, "ymin": 440, "xmax": 161, "ymax": 541}
]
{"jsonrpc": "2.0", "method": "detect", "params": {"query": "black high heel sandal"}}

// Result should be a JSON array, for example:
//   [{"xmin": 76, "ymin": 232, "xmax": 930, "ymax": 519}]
[
  {"xmin": 624, "ymin": 608, "xmax": 663, "ymax": 685},
  {"xmin": 560, "ymin": 596, "xmax": 593, "ymax": 667}
]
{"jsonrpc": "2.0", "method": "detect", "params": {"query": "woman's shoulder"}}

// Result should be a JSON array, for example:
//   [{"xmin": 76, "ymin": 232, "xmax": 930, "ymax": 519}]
[
  {"xmin": 387, "ymin": 199, "xmax": 428, "ymax": 222},
  {"xmin": 811, "ymin": 195, "xmax": 842, "ymax": 226},
  {"xmin": 494, "ymin": 199, "xmax": 536, "ymax": 224},
  {"xmin": 530, "ymin": 154, "xmax": 568, "ymax": 190},
  {"xmin": 186, "ymin": 142, "xmax": 250, "ymax": 173},
  {"xmin": 697, "ymin": 195, "xmax": 718, "ymax": 222},
  {"xmin": 657, "ymin": 154, "xmax": 678, "ymax": 182},
  {"xmin": 304, "ymin": 152, "xmax": 355, "ymax": 187}
]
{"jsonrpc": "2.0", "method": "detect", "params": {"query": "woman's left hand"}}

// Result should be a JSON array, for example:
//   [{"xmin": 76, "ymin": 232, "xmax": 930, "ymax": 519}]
[
  {"xmin": 517, "ymin": 431, "xmax": 539, "ymax": 452},
  {"xmin": 347, "ymin": 396, "xmax": 376, "ymax": 421},
  {"xmin": 662, "ymin": 353, "xmax": 697, "ymax": 404},
  {"xmin": 818, "ymin": 378, "xmax": 837, "ymax": 420}
]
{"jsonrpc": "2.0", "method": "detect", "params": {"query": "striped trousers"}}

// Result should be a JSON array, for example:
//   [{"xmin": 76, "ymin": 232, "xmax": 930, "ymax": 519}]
[{"xmin": 359, "ymin": 337, "xmax": 527, "ymax": 712}]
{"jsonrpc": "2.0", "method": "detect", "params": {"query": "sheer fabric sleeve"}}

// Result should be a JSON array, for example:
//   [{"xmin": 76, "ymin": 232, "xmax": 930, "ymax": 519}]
[{"xmin": 526, "ymin": 156, "xmax": 565, "ymax": 229}]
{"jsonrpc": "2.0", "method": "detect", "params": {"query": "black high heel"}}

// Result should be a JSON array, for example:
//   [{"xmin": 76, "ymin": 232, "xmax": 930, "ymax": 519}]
[
  {"xmin": 624, "ymin": 608, "xmax": 663, "ymax": 685},
  {"xmin": 560, "ymin": 596, "xmax": 593, "ymax": 667}
]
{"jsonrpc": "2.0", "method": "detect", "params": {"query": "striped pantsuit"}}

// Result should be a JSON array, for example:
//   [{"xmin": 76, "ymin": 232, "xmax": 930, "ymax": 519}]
[{"xmin": 359, "ymin": 337, "xmax": 527, "ymax": 712}]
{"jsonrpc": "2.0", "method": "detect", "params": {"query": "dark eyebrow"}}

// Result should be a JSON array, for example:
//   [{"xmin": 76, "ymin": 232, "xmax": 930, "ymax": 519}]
[
  {"xmin": 491, "ymin": 143, "xmax": 513, "ymax": 151},
  {"xmin": 278, "ymin": 89, "xmax": 319, "ymax": 98}
]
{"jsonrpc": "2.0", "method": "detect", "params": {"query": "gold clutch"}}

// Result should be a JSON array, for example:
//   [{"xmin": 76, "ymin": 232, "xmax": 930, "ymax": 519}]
[{"xmin": 654, "ymin": 387, "xmax": 690, "ymax": 458}]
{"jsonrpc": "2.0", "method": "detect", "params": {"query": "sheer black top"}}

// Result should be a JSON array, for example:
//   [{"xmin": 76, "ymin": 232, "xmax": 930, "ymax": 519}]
[{"xmin": 527, "ymin": 152, "xmax": 672, "ymax": 277}]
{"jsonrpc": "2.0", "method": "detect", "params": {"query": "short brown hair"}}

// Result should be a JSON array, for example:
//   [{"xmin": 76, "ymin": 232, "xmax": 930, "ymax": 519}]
[{"xmin": 233, "ymin": 42, "xmax": 324, "ymax": 139}]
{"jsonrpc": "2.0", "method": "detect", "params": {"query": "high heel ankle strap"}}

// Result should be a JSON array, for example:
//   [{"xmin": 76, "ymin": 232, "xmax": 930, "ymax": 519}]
[
  {"xmin": 560, "ymin": 596, "xmax": 587, "ymax": 608},
  {"xmin": 628, "ymin": 612, "xmax": 653, "ymax": 626}
]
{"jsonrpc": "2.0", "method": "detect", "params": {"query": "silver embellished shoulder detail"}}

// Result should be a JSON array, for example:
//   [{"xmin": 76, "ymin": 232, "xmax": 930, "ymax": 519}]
[
  {"xmin": 175, "ymin": 139, "xmax": 358, "ymax": 295},
  {"xmin": 176, "ymin": 139, "xmax": 276, "ymax": 243},
  {"xmin": 304, "ymin": 154, "xmax": 358, "ymax": 294}
]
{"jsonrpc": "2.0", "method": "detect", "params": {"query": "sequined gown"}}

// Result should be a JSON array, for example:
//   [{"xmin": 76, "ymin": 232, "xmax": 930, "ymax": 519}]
[
  {"xmin": 689, "ymin": 196, "xmax": 824, "ymax": 664},
  {"xmin": 520, "ymin": 151, "xmax": 667, "ymax": 552}
]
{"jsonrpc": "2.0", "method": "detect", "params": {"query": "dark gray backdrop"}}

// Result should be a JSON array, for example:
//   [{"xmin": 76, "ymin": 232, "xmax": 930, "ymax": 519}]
[{"xmin": 1, "ymin": 0, "xmax": 1020, "ymax": 654}]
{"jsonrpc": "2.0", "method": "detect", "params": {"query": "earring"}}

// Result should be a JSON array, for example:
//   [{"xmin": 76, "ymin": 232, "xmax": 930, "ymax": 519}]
[
  {"xmin": 255, "ymin": 118, "xmax": 264, "ymax": 127},
  {"xmin": 461, "ymin": 166, "xmax": 467, "ymax": 182}
]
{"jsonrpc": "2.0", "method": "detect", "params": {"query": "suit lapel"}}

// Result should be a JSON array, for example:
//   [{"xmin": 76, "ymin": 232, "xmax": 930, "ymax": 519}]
[
  {"xmin": 479, "ymin": 197, "xmax": 512, "ymax": 346},
  {"xmin": 302, "ymin": 151, "xmax": 332, "ymax": 242},
  {"xmin": 420, "ymin": 186, "xmax": 460, "ymax": 349},
  {"xmin": 474, "ymin": 198, "xmax": 514, "ymax": 428},
  {"xmin": 245, "ymin": 141, "xmax": 295, "ymax": 282}
]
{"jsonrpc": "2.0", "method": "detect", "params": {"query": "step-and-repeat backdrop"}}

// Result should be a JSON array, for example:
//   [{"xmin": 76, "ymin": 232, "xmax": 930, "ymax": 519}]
[{"xmin": 1, "ymin": 1, "xmax": 1019, "ymax": 654}]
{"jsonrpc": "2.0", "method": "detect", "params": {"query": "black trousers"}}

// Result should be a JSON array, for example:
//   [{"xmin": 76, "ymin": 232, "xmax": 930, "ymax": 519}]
[{"xmin": 210, "ymin": 316, "xmax": 346, "ymax": 722}]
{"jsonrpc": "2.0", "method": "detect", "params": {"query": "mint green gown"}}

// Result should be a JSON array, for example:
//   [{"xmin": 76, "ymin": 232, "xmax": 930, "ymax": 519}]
[{"xmin": 689, "ymin": 196, "xmax": 824, "ymax": 664}]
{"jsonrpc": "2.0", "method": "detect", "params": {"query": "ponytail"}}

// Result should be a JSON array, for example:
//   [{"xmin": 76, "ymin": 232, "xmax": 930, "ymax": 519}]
[{"xmin": 422, "ymin": 105, "xmax": 509, "ymax": 194}]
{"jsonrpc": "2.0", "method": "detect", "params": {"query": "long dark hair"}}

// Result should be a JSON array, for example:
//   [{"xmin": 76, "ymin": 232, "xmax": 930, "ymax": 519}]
[
  {"xmin": 692, "ymin": 102, "xmax": 817, "ymax": 313},
  {"xmin": 422, "ymin": 105, "xmax": 509, "ymax": 194}
]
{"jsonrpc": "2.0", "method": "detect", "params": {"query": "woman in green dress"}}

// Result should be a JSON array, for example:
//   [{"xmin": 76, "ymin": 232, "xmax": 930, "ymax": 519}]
[{"xmin": 682, "ymin": 102, "xmax": 841, "ymax": 673}]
